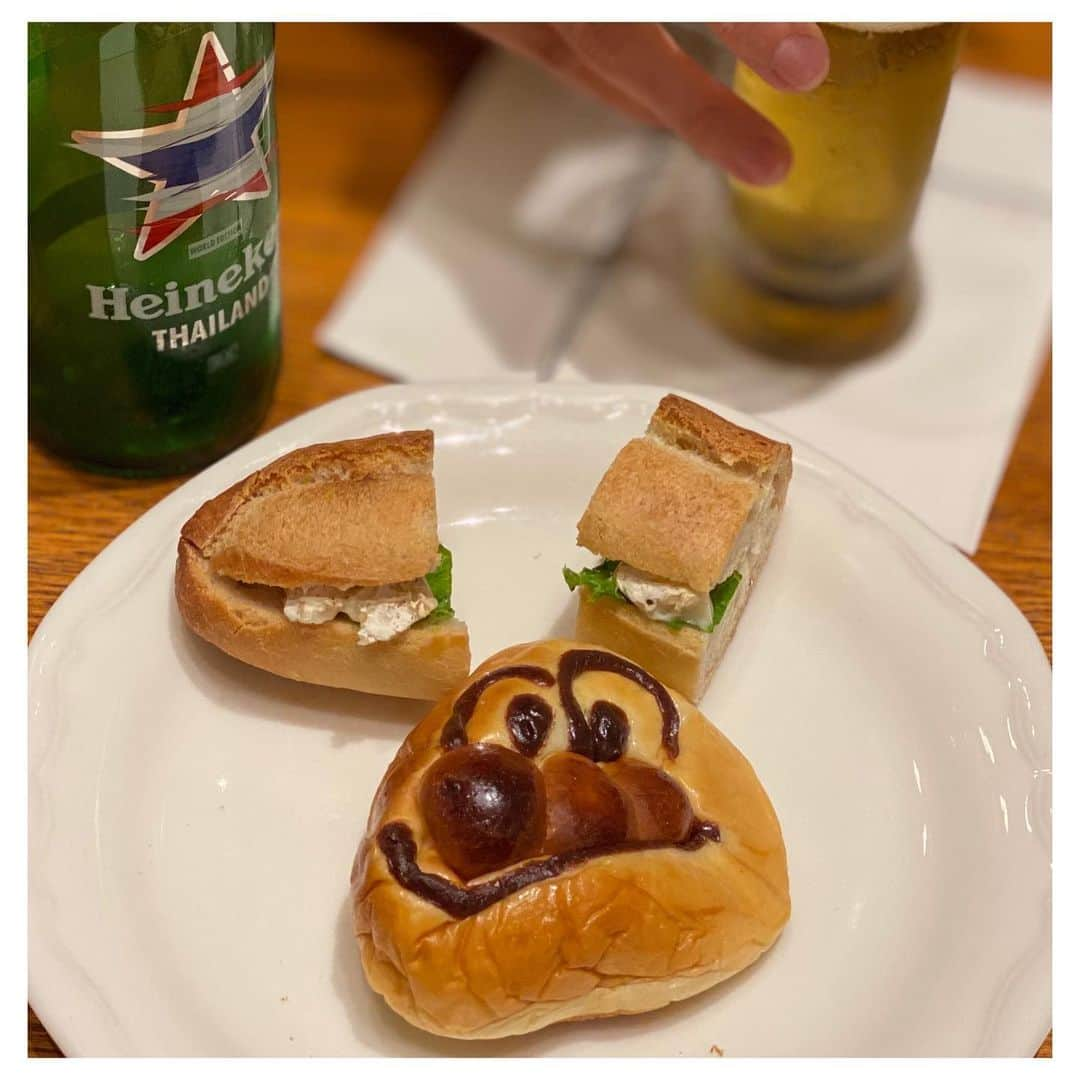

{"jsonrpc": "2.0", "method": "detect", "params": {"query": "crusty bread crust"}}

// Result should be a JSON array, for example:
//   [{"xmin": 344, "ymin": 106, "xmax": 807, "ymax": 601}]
[
  {"xmin": 648, "ymin": 394, "xmax": 788, "ymax": 480},
  {"xmin": 576, "ymin": 396, "xmax": 792, "ymax": 592},
  {"xmin": 352, "ymin": 640, "xmax": 790, "ymax": 1039},
  {"xmin": 181, "ymin": 431, "xmax": 439, "ymax": 589},
  {"xmin": 577, "ymin": 438, "xmax": 756, "ymax": 594},
  {"xmin": 175, "ymin": 540, "xmax": 470, "ymax": 700}
]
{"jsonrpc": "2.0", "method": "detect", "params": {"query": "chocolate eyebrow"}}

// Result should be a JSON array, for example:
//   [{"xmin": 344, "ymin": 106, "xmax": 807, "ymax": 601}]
[
  {"xmin": 378, "ymin": 819, "xmax": 721, "ymax": 919},
  {"xmin": 440, "ymin": 666, "xmax": 556, "ymax": 749}
]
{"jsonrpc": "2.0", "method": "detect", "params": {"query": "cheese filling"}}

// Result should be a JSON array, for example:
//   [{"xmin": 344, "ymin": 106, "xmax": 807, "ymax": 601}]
[
  {"xmin": 614, "ymin": 564, "xmax": 715, "ymax": 630},
  {"xmin": 283, "ymin": 579, "xmax": 437, "ymax": 646}
]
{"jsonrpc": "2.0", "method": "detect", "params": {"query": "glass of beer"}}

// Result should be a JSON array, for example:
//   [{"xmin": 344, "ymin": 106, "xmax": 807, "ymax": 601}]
[{"xmin": 697, "ymin": 22, "xmax": 965, "ymax": 362}]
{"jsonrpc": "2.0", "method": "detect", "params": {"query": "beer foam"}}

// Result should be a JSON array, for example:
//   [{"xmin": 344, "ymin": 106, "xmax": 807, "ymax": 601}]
[{"xmin": 828, "ymin": 23, "xmax": 941, "ymax": 32}]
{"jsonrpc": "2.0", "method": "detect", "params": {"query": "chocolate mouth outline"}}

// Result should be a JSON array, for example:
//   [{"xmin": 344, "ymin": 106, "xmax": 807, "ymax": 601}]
[
  {"xmin": 378, "ymin": 818, "xmax": 721, "ymax": 920},
  {"xmin": 378, "ymin": 649, "xmax": 713, "ymax": 919}
]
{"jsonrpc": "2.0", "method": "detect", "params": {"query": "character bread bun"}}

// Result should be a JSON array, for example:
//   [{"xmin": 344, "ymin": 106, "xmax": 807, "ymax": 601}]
[{"xmin": 351, "ymin": 640, "xmax": 789, "ymax": 1039}]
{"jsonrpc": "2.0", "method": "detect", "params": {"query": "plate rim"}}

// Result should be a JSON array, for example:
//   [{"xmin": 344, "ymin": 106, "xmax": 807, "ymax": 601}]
[{"xmin": 29, "ymin": 381, "xmax": 1051, "ymax": 1057}]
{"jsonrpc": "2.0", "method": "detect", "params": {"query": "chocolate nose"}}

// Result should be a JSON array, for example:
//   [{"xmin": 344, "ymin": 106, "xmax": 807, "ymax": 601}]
[
  {"xmin": 420, "ymin": 743, "xmax": 545, "ymax": 881},
  {"xmin": 423, "ymin": 741, "xmax": 696, "ymax": 883}
]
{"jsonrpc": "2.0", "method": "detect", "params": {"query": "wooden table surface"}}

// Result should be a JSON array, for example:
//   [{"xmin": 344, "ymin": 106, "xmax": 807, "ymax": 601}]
[{"xmin": 28, "ymin": 22, "xmax": 1051, "ymax": 1057}]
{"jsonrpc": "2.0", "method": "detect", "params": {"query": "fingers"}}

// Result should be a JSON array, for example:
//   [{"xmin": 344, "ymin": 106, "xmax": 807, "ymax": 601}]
[
  {"xmin": 555, "ymin": 23, "xmax": 790, "ymax": 184},
  {"xmin": 710, "ymin": 22, "xmax": 830, "ymax": 91},
  {"xmin": 469, "ymin": 22, "xmax": 811, "ymax": 185},
  {"xmin": 467, "ymin": 23, "xmax": 663, "ymax": 127}
]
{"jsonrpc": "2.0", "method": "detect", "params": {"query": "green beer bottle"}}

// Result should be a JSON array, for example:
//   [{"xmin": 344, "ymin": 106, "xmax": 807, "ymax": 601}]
[{"xmin": 29, "ymin": 23, "xmax": 282, "ymax": 476}]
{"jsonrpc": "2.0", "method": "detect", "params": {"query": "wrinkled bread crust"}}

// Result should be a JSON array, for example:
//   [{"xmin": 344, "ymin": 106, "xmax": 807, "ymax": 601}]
[
  {"xmin": 361, "ymin": 942, "xmax": 748, "ymax": 1039},
  {"xmin": 353, "ymin": 640, "xmax": 790, "ymax": 1038}
]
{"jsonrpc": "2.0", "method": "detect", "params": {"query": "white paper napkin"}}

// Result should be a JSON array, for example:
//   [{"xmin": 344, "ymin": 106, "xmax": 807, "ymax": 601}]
[
  {"xmin": 317, "ymin": 55, "xmax": 1050, "ymax": 553},
  {"xmin": 557, "ymin": 69, "xmax": 1051, "ymax": 552},
  {"xmin": 316, "ymin": 53, "xmax": 661, "ymax": 379}
]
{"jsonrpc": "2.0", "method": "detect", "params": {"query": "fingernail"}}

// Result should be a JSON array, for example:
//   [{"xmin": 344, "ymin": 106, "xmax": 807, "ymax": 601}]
[
  {"xmin": 733, "ymin": 136, "xmax": 790, "ymax": 186},
  {"xmin": 771, "ymin": 34, "xmax": 829, "ymax": 91}
]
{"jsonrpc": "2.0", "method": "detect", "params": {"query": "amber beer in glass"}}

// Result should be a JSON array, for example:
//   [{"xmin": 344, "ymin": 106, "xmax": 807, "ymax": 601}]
[{"xmin": 699, "ymin": 23, "xmax": 965, "ymax": 361}]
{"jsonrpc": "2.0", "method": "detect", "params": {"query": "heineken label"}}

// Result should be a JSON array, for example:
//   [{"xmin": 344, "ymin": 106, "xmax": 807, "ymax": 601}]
[
  {"xmin": 67, "ymin": 28, "xmax": 278, "ymax": 354},
  {"xmin": 85, "ymin": 225, "xmax": 277, "ymax": 352}
]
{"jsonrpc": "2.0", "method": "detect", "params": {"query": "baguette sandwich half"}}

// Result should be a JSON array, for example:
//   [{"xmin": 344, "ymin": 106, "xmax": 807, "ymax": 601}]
[
  {"xmin": 175, "ymin": 431, "xmax": 470, "ymax": 700},
  {"xmin": 564, "ymin": 395, "xmax": 791, "ymax": 703}
]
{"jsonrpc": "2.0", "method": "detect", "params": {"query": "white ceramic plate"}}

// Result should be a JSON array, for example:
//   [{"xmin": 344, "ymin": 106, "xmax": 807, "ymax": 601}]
[{"xmin": 29, "ymin": 384, "xmax": 1051, "ymax": 1057}]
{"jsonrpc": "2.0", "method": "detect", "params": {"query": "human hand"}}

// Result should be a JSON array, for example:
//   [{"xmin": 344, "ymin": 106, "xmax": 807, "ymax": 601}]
[{"xmin": 468, "ymin": 23, "xmax": 829, "ymax": 185}]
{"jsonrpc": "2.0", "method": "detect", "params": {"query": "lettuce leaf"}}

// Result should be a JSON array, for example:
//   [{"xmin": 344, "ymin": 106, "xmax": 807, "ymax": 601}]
[
  {"xmin": 423, "ymin": 545, "xmax": 455, "ymax": 622},
  {"xmin": 669, "ymin": 571, "xmax": 741, "ymax": 631},
  {"xmin": 710, "ymin": 570, "xmax": 741, "ymax": 626},
  {"xmin": 562, "ymin": 559, "xmax": 622, "ymax": 602},
  {"xmin": 563, "ymin": 559, "xmax": 741, "ymax": 634}
]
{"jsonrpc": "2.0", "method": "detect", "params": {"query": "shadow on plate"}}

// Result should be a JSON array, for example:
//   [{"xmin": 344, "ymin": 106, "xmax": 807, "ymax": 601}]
[
  {"xmin": 168, "ymin": 600, "xmax": 429, "ymax": 745},
  {"xmin": 545, "ymin": 602, "xmax": 578, "ymax": 643}
]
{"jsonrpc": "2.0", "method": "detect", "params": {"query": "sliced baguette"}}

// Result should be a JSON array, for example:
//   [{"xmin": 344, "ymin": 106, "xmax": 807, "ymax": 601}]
[
  {"xmin": 174, "ymin": 431, "xmax": 470, "ymax": 700},
  {"xmin": 571, "ymin": 395, "xmax": 791, "ymax": 702}
]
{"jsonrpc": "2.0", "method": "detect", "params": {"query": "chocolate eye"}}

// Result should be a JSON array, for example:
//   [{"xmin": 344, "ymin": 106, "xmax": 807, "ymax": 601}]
[
  {"xmin": 420, "ymin": 744, "xmax": 545, "ymax": 881},
  {"xmin": 505, "ymin": 694, "xmax": 553, "ymax": 757},
  {"xmin": 588, "ymin": 701, "xmax": 628, "ymax": 762}
]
